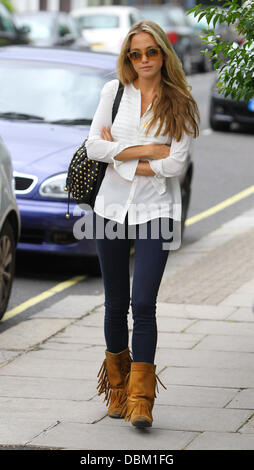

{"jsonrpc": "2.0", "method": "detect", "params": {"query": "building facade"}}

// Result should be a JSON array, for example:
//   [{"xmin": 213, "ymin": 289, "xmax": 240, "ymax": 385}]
[{"xmin": 11, "ymin": 0, "xmax": 196, "ymax": 13}]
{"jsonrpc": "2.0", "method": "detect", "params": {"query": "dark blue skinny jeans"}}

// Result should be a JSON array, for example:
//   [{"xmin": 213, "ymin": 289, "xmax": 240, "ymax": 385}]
[{"xmin": 93, "ymin": 212, "xmax": 173, "ymax": 364}]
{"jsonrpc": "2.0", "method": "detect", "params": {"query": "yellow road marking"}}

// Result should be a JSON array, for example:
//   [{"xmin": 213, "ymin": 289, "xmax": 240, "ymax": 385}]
[
  {"xmin": 2, "ymin": 185, "xmax": 254, "ymax": 323},
  {"xmin": 2, "ymin": 275, "xmax": 86, "ymax": 322},
  {"xmin": 185, "ymin": 185, "xmax": 254, "ymax": 226}
]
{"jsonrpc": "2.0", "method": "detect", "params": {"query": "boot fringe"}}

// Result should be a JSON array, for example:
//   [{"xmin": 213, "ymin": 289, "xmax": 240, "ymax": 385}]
[
  {"xmin": 97, "ymin": 358, "xmax": 112, "ymax": 406},
  {"xmin": 120, "ymin": 370, "xmax": 167, "ymax": 419},
  {"xmin": 123, "ymin": 399, "xmax": 152, "ymax": 423},
  {"xmin": 97, "ymin": 349, "xmax": 133, "ymax": 407},
  {"xmin": 109, "ymin": 388, "xmax": 127, "ymax": 412}
]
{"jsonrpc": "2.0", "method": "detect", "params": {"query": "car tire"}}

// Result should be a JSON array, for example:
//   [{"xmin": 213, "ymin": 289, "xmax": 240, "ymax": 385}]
[
  {"xmin": 181, "ymin": 185, "xmax": 191, "ymax": 238},
  {"xmin": 198, "ymin": 53, "xmax": 213, "ymax": 73},
  {"xmin": 182, "ymin": 53, "xmax": 192, "ymax": 75},
  {"xmin": 210, "ymin": 117, "xmax": 230, "ymax": 132},
  {"xmin": 180, "ymin": 163, "xmax": 193, "ymax": 239},
  {"xmin": 0, "ymin": 220, "xmax": 16, "ymax": 320}
]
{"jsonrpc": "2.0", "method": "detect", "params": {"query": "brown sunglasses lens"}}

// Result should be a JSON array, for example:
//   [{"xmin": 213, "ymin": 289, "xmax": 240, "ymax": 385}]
[{"xmin": 128, "ymin": 48, "xmax": 160, "ymax": 62}]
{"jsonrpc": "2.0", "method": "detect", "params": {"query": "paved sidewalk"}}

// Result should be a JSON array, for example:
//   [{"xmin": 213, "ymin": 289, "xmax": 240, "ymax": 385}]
[{"xmin": 0, "ymin": 208, "xmax": 254, "ymax": 450}]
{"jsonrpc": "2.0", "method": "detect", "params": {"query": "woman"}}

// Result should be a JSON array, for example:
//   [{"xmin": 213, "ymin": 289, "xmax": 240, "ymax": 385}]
[{"xmin": 86, "ymin": 20, "xmax": 200, "ymax": 428}]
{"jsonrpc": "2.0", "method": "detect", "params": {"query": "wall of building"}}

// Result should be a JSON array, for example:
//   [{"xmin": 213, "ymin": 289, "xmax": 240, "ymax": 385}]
[
  {"xmin": 11, "ymin": 0, "xmax": 89, "ymax": 12},
  {"xmin": 10, "ymin": 0, "xmax": 195, "ymax": 12}
]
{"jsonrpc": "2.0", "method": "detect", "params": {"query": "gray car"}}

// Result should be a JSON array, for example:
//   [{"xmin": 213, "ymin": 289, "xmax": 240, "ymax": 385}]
[{"xmin": 0, "ymin": 138, "xmax": 20, "ymax": 319}]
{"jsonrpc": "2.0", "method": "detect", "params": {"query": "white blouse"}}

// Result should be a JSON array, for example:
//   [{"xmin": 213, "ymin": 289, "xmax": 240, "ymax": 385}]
[{"xmin": 86, "ymin": 79, "xmax": 193, "ymax": 225}]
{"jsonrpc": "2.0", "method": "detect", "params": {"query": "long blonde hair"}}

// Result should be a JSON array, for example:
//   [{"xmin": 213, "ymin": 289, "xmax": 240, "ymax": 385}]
[{"xmin": 117, "ymin": 20, "xmax": 200, "ymax": 141}]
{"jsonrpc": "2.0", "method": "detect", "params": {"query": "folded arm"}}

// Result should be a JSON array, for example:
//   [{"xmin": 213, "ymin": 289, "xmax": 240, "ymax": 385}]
[{"xmin": 149, "ymin": 132, "xmax": 193, "ymax": 178}]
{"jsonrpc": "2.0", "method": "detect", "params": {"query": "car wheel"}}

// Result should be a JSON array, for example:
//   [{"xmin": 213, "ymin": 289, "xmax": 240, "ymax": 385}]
[
  {"xmin": 198, "ymin": 53, "xmax": 213, "ymax": 73},
  {"xmin": 181, "ymin": 186, "xmax": 191, "ymax": 238},
  {"xmin": 0, "ymin": 220, "xmax": 16, "ymax": 320},
  {"xmin": 210, "ymin": 117, "xmax": 230, "ymax": 132}
]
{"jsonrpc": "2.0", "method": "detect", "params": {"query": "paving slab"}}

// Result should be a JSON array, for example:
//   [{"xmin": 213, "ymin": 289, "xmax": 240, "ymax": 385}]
[
  {"xmin": 159, "ymin": 366, "xmax": 254, "ymax": 388},
  {"xmin": 23, "ymin": 345, "xmax": 105, "ymax": 363},
  {"xmin": 194, "ymin": 334, "xmax": 254, "ymax": 353},
  {"xmin": 155, "ymin": 303, "xmax": 236, "ymax": 320},
  {"xmin": 186, "ymin": 432, "xmax": 254, "ymax": 450},
  {"xmin": 0, "ymin": 418, "xmax": 58, "ymax": 446},
  {"xmin": 28, "ymin": 421, "xmax": 198, "ymax": 450},
  {"xmin": 219, "ymin": 293, "xmax": 254, "ymax": 308},
  {"xmin": 0, "ymin": 350, "xmax": 20, "ymax": 366},
  {"xmin": 227, "ymin": 307, "xmax": 254, "ymax": 322},
  {"xmin": 186, "ymin": 319, "xmax": 254, "ymax": 336},
  {"xmin": 0, "ymin": 318, "xmax": 72, "ymax": 351},
  {"xmin": 33, "ymin": 295, "xmax": 104, "ymax": 319},
  {"xmin": 53, "ymin": 324, "xmax": 106, "ymax": 345},
  {"xmin": 0, "ymin": 375, "xmax": 97, "ymax": 401},
  {"xmin": 0, "ymin": 354, "xmax": 102, "ymax": 380},
  {"xmin": 154, "ymin": 384, "xmax": 239, "ymax": 408},
  {"xmin": 155, "ymin": 348, "xmax": 254, "ymax": 370},
  {"xmin": 238, "ymin": 415, "xmax": 254, "ymax": 434},
  {"xmin": 0, "ymin": 397, "xmax": 107, "ymax": 423},
  {"xmin": 227, "ymin": 389, "xmax": 254, "ymax": 410},
  {"xmin": 97, "ymin": 405, "xmax": 252, "ymax": 433}
]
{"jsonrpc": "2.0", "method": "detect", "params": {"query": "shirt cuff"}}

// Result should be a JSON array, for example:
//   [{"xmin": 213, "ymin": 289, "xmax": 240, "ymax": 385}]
[
  {"xmin": 149, "ymin": 159, "xmax": 163, "ymax": 177},
  {"xmin": 112, "ymin": 158, "xmax": 138, "ymax": 182}
]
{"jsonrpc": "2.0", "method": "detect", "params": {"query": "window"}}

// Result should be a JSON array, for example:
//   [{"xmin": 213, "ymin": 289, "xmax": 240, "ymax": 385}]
[{"xmin": 77, "ymin": 14, "xmax": 119, "ymax": 30}]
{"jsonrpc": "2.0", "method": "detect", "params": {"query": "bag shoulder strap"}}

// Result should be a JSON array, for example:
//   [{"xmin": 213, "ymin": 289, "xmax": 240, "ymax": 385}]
[{"xmin": 112, "ymin": 80, "xmax": 124, "ymax": 123}]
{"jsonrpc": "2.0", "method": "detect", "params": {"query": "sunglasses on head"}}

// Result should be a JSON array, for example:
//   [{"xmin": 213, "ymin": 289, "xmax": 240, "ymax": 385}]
[{"xmin": 127, "ymin": 47, "xmax": 161, "ymax": 63}]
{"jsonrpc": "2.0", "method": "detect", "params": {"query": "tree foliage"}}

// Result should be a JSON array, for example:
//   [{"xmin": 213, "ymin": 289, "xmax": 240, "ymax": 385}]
[
  {"xmin": 187, "ymin": 0, "xmax": 254, "ymax": 102},
  {"xmin": 0, "ymin": 0, "xmax": 15, "ymax": 13}
]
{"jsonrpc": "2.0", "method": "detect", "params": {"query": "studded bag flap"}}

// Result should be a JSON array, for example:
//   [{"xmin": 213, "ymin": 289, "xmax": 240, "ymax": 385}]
[{"xmin": 65, "ymin": 80, "xmax": 124, "ymax": 218}]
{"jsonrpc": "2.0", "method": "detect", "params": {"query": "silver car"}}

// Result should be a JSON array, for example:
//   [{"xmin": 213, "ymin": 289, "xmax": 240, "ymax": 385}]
[{"xmin": 0, "ymin": 138, "xmax": 20, "ymax": 319}]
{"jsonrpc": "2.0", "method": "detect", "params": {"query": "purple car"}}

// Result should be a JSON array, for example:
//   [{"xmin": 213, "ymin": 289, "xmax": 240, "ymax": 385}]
[{"xmin": 0, "ymin": 46, "xmax": 118, "ymax": 260}]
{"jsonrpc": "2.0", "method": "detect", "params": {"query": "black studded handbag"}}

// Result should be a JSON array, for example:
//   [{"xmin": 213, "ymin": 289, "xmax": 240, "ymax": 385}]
[{"xmin": 65, "ymin": 80, "xmax": 124, "ymax": 218}]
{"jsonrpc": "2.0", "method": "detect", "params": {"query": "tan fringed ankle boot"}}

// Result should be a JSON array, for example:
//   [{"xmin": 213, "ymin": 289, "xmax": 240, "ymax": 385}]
[
  {"xmin": 97, "ymin": 347, "xmax": 132, "ymax": 418},
  {"xmin": 121, "ymin": 362, "xmax": 167, "ymax": 428}
]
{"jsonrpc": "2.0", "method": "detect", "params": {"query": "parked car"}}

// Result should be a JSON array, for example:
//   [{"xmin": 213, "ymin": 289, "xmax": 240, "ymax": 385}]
[
  {"xmin": 14, "ymin": 11, "xmax": 89, "ymax": 49},
  {"xmin": 209, "ymin": 41, "xmax": 254, "ymax": 131},
  {"xmin": 209, "ymin": 78, "xmax": 254, "ymax": 131},
  {"xmin": 0, "ymin": 46, "xmax": 193, "ymax": 266},
  {"xmin": 0, "ymin": 137, "xmax": 21, "ymax": 319},
  {"xmin": 71, "ymin": 5, "xmax": 143, "ymax": 54},
  {"xmin": 0, "ymin": 2, "xmax": 30, "ymax": 46},
  {"xmin": 138, "ymin": 4, "xmax": 212, "ymax": 74},
  {"xmin": 186, "ymin": 9, "xmax": 245, "ymax": 46}
]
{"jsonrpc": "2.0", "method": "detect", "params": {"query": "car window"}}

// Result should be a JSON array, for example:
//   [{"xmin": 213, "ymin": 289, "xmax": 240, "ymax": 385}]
[
  {"xmin": 58, "ymin": 14, "xmax": 71, "ymax": 37},
  {"xmin": 129, "ymin": 13, "xmax": 139, "ymax": 26},
  {"xmin": 66, "ymin": 15, "xmax": 80, "ymax": 38},
  {"xmin": 140, "ymin": 9, "xmax": 174, "ymax": 28},
  {"xmin": 15, "ymin": 15, "xmax": 52, "ymax": 40},
  {"xmin": 0, "ymin": 4, "xmax": 16, "ymax": 33},
  {"xmin": 167, "ymin": 8, "xmax": 189, "ymax": 27},
  {"xmin": 0, "ymin": 60, "xmax": 112, "ymax": 123},
  {"xmin": 77, "ymin": 14, "xmax": 119, "ymax": 29}
]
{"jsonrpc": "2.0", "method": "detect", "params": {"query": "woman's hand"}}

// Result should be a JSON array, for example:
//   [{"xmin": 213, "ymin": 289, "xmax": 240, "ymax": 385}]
[
  {"xmin": 101, "ymin": 126, "xmax": 113, "ymax": 142},
  {"xmin": 135, "ymin": 161, "xmax": 156, "ymax": 176}
]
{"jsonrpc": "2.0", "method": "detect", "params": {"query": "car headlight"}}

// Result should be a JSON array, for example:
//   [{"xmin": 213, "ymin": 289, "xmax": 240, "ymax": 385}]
[{"xmin": 39, "ymin": 173, "xmax": 68, "ymax": 198}]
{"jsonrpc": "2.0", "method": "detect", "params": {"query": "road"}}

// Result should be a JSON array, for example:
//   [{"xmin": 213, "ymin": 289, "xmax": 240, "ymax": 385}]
[{"xmin": 2, "ymin": 70, "xmax": 254, "ymax": 329}]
